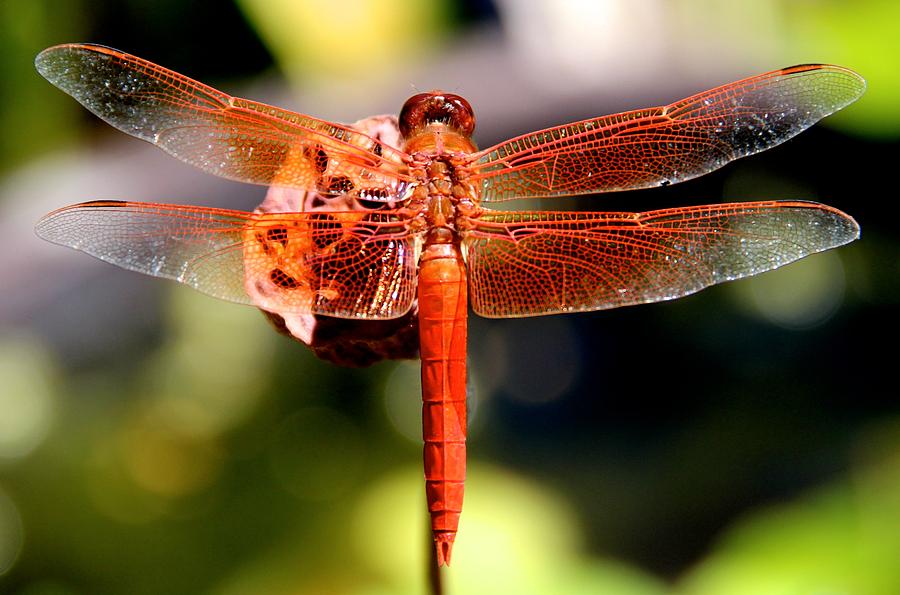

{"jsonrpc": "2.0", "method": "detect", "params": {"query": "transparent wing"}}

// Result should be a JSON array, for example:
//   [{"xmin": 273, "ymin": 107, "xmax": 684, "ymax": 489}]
[
  {"xmin": 35, "ymin": 44, "xmax": 414, "ymax": 201},
  {"xmin": 463, "ymin": 201, "xmax": 858, "ymax": 317},
  {"xmin": 469, "ymin": 64, "xmax": 865, "ymax": 201},
  {"xmin": 36, "ymin": 201, "xmax": 420, "ymax": 319}
]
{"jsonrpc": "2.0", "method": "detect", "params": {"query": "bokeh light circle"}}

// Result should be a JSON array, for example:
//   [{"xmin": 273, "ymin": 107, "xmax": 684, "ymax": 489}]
[
  {"xmin": 383, "ymin": 361, "xmax": 422, "ymax": 443},
  {"xmin": 0, "ymin": 337, "xmax": 56, "ymax": 461},
  {"xmin": 733, "ymin": 251, "xmax": 848, "ymax": 329},
  {"xmin": 494, "ymin": 317, "xmax": 581, "ymax": 404},
  {"xmin": 0, "ymin": 487, "xmax": 24, "ymax": 576}
]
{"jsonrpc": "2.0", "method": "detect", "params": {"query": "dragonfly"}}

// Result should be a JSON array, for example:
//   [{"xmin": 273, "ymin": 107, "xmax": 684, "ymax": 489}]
[{"xmin": 34, "ymin": 44, "xmax": 864, "ymax": 566}]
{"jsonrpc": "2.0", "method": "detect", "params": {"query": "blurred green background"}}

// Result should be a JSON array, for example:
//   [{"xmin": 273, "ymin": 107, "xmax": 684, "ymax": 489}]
[{"xmin": 1, "ymin": 1, "xmax": 899, "ymax": 594}]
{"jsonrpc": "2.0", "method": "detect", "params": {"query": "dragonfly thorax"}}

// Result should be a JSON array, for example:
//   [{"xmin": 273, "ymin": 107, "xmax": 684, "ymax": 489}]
[{"xmin": 402, "ymin": 156, "xmax": 477, "ymax": 237}]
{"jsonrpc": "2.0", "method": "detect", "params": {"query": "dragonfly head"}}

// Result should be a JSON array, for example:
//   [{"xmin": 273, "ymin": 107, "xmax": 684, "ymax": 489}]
[{"xmin": 399, "ymin": 91, "xmax": 475, "ymax": 139}]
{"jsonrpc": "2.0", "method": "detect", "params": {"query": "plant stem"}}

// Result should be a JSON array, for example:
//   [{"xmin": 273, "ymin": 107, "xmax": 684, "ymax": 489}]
[{"xmin": 427, "ymin": 514, "xmax": 443, "ymax": 595}]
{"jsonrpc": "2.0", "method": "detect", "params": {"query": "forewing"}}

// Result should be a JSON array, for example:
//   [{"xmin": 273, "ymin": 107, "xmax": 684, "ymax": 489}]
[
  {"xmin": 35, "ymin": 44, "xmax": 413, "ymax": 201},
  {"xmin": 469, "ymin": 65, "xmax": 865, "ymax": 201},
  {"xmin": 463, "ymin": 201, "xmax": 858, "ymax": 317},
  {"xmin": 36, "ymin": 201, "xmax": 419, "ymax": 319}
]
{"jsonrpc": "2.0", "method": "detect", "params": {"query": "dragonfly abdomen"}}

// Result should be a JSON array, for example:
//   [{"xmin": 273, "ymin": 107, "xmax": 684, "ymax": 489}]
[{"xmin": 418, "ymin": 234, "xmax": 468, "ymax": 566}]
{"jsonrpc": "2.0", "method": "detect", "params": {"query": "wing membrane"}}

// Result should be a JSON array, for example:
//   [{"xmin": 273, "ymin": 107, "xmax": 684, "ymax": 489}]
[
  {"xmin": 35, "ymin": 44, "xmax": 413, "ymax": 200},
  {"xmin": 470, "ymin": 65, "xmax": 865, "ymax": 201},
  {"xmin": 36, "ymin": 201, "xmax": 420, "ymax": 319},
  {"xmin": 463, "ymin": 201, "xmax": 858, "ymax": 317}
]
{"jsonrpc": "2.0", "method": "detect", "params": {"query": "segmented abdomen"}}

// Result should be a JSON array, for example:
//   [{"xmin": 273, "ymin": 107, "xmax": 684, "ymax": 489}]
[{"xmin": 417, "ymin": 239, "xmax": 468, "ymax": 566}]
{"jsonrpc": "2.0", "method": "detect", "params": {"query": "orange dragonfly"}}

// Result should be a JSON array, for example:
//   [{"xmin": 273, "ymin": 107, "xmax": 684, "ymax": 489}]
[{"xmin": 34, "ymin": 44, "xmax": 864, "ymax": 565}]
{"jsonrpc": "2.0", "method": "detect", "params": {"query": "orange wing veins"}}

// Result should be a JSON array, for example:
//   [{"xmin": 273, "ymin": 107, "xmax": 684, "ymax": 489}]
[
  {"xmin": 36, "ymin": 201, "xmax": 421, "ymax": 320},
  {"xmin": 468, "ymin": 64, "xmax": 865, "ymax": 201},
  {"xmin": 463, "ymin": 201, "xmax": 858, "ymax": 317},
  {"xmin": 35, "ymin": 44, "xmax": 415, "ymax": 201}
]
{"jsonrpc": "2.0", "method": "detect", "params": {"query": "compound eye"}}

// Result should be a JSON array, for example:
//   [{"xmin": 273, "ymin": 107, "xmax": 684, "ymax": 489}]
[{"xmin": 399, "ymin": 92, "xmax": 476, "ymax": 138}]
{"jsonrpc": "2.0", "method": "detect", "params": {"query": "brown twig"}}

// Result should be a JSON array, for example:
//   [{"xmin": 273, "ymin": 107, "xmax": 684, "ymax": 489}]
[{"xmin": 426, "ymin": 510, "xmax": 444, "ymax": 595}]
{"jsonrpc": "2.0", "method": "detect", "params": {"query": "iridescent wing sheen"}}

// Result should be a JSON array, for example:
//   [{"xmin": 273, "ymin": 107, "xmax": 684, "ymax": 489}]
[
  {"xmin": 468, "ymin": 65, "xmax": 865, "ymax": 201},
  {"xmin": 463, "ymin": 201, "xmax": 858, "ymax": 318},
  {"xmin": 35, "ymin": 44, "xmax": 414, "ymax": 201},
  {"xmin": 36, "ymin": 201, "xmax": 420, "ymax": 319}
]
